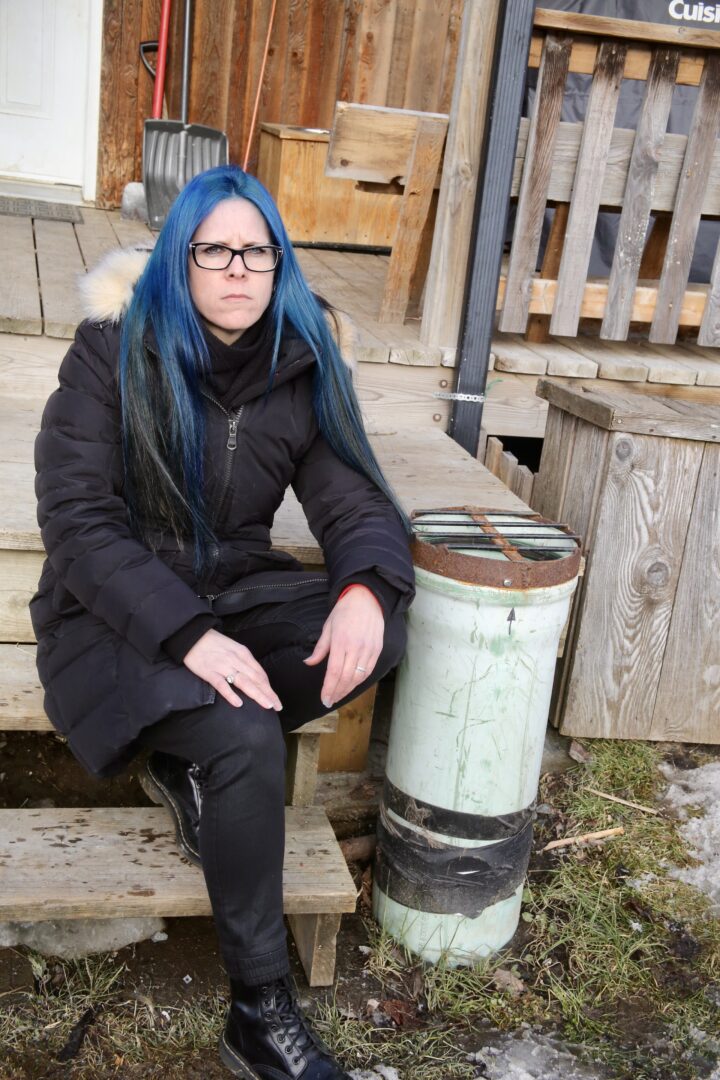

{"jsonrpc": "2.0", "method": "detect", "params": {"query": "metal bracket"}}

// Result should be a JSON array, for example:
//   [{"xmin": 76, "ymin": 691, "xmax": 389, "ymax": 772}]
[{"xmin": 434, "ymin": 392, "xmax": 485, "ymax": 403}]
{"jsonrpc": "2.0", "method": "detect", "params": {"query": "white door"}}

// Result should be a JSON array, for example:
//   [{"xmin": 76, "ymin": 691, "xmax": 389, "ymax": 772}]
[{"xmin": 0, "ymin": 0, "xmax": 103, "ymax": 199}]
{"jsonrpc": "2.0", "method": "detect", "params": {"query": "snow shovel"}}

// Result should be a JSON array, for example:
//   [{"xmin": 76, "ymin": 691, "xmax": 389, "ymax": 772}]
[{"xmin": 143, "ymin": 0, "xmax": 228, "ymax": 230}]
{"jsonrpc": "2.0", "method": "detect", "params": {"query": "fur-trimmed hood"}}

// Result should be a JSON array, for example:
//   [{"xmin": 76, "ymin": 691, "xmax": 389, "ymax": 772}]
[{"xmin": 79, "ymin": 246, "xmax": 357, "ymax": 369}]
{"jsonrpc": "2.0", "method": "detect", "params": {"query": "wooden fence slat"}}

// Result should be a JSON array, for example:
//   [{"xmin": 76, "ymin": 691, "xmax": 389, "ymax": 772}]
[
  {"xmin": 313, "ymin": 0, "xmax": 346, "ymax": 128},
  {"xmin": 652, "ymin": 444, "xmax": 720, "ymax": 742},
  {"xmin": 285, "ymin": 0, "xmax": 314, "ymax": 125},
  {"xmin": 263, "ymin": 0, "xmax": 291, "ymax": 124},
  {"xmin": 499, "ymin": 33, "xmax": 572, "ymax": 334},
  {"xmin": 354, "ymin": 0, "xmax": 398, "ymax": 106},
  {"xmin": 550, "ymin": 39, "xmax": 627, "ymax": 337},
  {"xmin": 526, "ymin": 202, "xmax": 568, "ymax": 343},
  {"xmin": 402, "ymin": 0, "xmax": 453, "ymax": 113},
  {"xmin": 437, "ymin": 0, "xmax": 465, "ymax": 115},
  {"xmin": 385, "ymin": 0, "xmax": 415, "ymax": 109},
  {"xmin": 136, "ymin": 0, "xmax": 161, "ymax": 182},
  {"xmin": 601, "ymin": 47, "xmax": 680, "ymax": 342},
  {"xmin": 651, "ymin": 53, "xmax": 720, "ymax": 345},
  {"xmin": 337, "ymin": 0, "xmax": 363, "ymax": 105},
  {"xmin": 189, "ymin": 0, "xmax": 234, "ymax": 128},
  {"xmin": 0, "ymin": 217, "xmax": 42, "ymax": 335},
  {"xmin": 96, "ymin": 0, "xmax": 145, "ymax": 208},
  {"xmin": 223, "ymin": 0, "xmax": 252, "ymax": 160},
  {"xmin": 35, "ymin": 220, "xmax": 85, "ymax": 339}
]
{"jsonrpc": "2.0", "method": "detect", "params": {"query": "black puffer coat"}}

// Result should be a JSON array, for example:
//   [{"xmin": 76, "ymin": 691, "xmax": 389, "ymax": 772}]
[{"xmin": 31, "ymin": 253, "xmax": 414, "ymax": 777}]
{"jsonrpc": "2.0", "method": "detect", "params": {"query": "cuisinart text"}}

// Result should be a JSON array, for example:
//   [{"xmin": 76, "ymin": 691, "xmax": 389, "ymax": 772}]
[{"xmin": 668, "ymin": 1, "xmax": 720, "ymax": 21}]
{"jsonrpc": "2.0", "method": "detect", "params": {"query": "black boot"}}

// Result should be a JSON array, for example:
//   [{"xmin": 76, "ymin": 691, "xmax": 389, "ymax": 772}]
[
  {"xmin": 219, "ymin": 975, "xmax": 352, "ymax": 1079},
  {"xmin": 140, "ymin": 750, "xmax": 203, "ymax": 866}
]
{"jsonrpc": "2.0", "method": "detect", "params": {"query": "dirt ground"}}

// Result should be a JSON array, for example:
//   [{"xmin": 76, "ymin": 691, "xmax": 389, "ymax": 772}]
[{"xmin": 1, "ymin": 699, "xmax": 719, "ymax": 1080}]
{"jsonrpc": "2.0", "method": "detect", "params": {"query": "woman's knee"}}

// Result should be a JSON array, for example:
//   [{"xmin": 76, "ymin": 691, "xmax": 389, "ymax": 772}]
[{"xmin": 192, "ymin": 698, "xmax": 287, "ymax": 784}]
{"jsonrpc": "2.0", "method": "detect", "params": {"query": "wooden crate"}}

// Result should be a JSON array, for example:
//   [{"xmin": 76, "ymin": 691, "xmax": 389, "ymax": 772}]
[
  {"xmin": 532, "ymin": 379, "xmax": 720, "ymax": 744},
  {"xmin": 257, "ymin": 124, "xmax": 401, "ymax": 246}
]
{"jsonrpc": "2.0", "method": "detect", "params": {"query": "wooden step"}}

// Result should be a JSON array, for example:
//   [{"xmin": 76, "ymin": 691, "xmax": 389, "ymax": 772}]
[{"xmin": 0, "ymin": 805, "xmax": 357, "ymax": 985}]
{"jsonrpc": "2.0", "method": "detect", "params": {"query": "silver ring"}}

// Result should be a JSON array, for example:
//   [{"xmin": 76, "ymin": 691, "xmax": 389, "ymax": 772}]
[
  {"xmin": 226, "ymin": 673, "xmax": 235, "ymax": 686},
  {"xmin": 355, "ymin": 665, "xmax": 367, "ymax": 673}
]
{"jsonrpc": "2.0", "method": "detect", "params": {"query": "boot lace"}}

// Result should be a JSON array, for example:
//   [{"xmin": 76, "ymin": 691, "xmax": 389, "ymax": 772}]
[{"xmin": 264, "ymin": 977, "xmax": 330, "ymax": 1063}]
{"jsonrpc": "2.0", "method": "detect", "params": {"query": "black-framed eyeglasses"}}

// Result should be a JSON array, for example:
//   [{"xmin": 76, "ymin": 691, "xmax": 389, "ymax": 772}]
[{"xmin": 189, "ymin": 242, "xmax": 283, "ymax": 272}]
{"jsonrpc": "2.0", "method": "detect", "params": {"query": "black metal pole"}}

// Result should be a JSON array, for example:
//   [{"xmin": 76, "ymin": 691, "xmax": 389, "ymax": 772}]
[{"xmin": 449, "ymin": 0, "xmax": 536, "ymax": 456}]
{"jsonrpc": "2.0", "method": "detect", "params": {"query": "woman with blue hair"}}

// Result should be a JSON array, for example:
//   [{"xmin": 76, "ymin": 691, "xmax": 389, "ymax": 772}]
[{"xmin": 31, "ymin": 165, "xmax": 415, "ymax": 1079}]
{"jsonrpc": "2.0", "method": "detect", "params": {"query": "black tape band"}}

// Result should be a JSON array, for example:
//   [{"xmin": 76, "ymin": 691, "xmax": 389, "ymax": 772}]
[
  {"xmin": 383, "ymin": 777, "xmax": 534, "ymax": 842},
  {"xmin": 374, "ymin": 802, "xmax": 533, "ymax": 917}
]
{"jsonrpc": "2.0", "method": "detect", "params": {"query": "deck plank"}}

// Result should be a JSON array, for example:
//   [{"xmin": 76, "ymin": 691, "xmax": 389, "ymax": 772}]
[
  {"xmin": 35, "ymin": 220, "xmax": 85, "ymax": 338},
  {"xmin": 108, "ymin": 215, "xmax": 156, "ymax": 249},
  {"xmin": 0, "ymin": 806, "xmax": 357, "ymax": 919},
  {"xmin": 75, "ymin": 207, "xmax": 121, "ymax": 272},
  {"xmin": 0, "ymin": 217, "xmax": 42, "ymax": 335}
]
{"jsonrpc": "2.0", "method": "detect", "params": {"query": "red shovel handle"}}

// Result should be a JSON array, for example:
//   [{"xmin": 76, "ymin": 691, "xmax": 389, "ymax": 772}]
[{"xmin": 152, "ymin": 0, "xmax": 172, "ymax": 119}]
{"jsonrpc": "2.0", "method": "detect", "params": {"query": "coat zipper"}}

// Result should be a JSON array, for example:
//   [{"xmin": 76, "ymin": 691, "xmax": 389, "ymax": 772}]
[
  {"xmin": 200, "ymin": 389, "xmax": 244, "ymax": 509},
  {"xmin": 205, "ymin": 577, "xmax": 328, "ymax": 603}
]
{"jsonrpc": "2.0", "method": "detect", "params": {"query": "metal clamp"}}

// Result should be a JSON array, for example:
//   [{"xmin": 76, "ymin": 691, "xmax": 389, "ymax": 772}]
[{"xmin": 433, "ymin": 392, "xmax": 485, "ymax": 403}]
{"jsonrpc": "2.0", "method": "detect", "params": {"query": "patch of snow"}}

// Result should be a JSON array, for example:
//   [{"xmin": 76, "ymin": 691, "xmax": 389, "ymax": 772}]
[
  {"xmin": 466, "ymin": 1027, "xmax": 609, "ymax": 1079},
  {"xmin": 660, "ymin": 761, "xmax": 720, "ymax": 912},
  {"xmin": 0, "ymin": 917, "xmax": 165, "ymax": 958}
]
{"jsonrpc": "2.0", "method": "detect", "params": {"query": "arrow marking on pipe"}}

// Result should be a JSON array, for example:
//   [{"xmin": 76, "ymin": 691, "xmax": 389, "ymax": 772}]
[{"xmin": 507, "ymin": 608, "xmax": 516, "ymax": 635}]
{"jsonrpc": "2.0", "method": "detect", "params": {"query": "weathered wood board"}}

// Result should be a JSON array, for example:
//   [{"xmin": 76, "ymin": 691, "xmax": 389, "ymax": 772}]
[
  {"xmin": 0, "ymin": 217, "xmax": 42, "ymax": 336},
  {"xmin": 0, "ymin": 805, "xmax": 357, "ymax": 919},
  {"xmin": 534, "ymin": 381, "xmax": 720, "ymax": 743}
]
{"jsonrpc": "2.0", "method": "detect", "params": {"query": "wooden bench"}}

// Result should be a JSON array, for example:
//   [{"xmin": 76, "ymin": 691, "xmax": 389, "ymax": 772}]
[
  {"xmin": 326, "ymin": 102, "xmax": 449, "ymax": 324},
  {"xmin": 0, "ymin": 339, "xmax": 528, "ymax": 986}
]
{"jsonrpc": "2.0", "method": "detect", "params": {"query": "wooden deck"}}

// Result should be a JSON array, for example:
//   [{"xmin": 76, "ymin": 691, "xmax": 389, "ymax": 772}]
[{"xmin": 3, "ymin": 208, "xmax": 720, "ymax": 441}]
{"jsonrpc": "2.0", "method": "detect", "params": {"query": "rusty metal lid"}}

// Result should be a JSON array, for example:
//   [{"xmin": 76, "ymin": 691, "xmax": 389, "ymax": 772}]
[{"xmin": 411, "ymin": 507, "xmax": 581, "ymax": 590}]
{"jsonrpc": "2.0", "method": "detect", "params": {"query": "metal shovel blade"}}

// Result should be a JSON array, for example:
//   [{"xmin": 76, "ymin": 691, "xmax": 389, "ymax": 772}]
[{"xmin": 143, "ymin": 120, "xmax": 229, "ymax": 230}]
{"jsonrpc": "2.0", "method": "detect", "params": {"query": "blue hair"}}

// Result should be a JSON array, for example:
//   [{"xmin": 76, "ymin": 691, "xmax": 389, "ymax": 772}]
[{"xmin": 120, "ymin": 164, "xmax": 407, "ymax": 572}]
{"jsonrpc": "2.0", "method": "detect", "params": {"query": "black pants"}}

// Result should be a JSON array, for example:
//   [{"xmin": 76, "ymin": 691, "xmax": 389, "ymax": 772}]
[{"xmin": 136, "ymin": 592, "xmax": 407, "ymax": 985}]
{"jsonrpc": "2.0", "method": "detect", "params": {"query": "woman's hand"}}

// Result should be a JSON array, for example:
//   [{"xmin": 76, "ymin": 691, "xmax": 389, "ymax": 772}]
[
  {"xmin": 304, "ymin": 587, "xmax": 384, "ymax": 708},
  {"xmin": 183, "ymin": 629, "xmax": 282, "ymax": 711}
]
